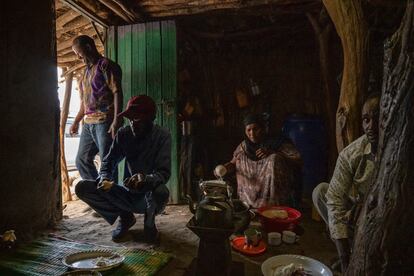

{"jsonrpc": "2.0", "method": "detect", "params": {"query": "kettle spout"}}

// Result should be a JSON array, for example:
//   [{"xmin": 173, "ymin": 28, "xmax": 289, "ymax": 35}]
[{"xmin": 186, "ymin": 194, "xmax": 196, "ymax": 214}]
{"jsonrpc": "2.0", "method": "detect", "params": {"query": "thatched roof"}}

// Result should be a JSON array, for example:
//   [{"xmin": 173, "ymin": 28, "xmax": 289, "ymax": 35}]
[{"xmin": 56, "ymin": 0, "xmax": 322, "ymax": 77}]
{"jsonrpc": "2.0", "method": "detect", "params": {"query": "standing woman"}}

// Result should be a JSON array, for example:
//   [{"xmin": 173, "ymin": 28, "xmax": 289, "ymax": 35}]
[{"xmin": 216, "ymin": 114, "xmax": 302, "ymax": 208}]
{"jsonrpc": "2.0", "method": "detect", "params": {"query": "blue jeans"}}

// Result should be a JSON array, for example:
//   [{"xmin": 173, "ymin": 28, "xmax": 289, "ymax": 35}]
[
  {"xmin": 75, "ymin": 180, "xmax": 169, "ymax": 228},
  {"xmin": 76, "ymin": 122, "xmax": 113, "ymax": 181}
]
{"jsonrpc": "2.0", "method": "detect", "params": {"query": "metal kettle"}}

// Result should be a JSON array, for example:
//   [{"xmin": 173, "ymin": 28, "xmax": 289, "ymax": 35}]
[{"xmin": 187, "ymin": 180, "xmax": 234, "ymax": 229}]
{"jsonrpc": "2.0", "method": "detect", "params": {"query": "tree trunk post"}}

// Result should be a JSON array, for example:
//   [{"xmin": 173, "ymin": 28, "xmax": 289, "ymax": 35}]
[
  {"xmin": 60, "ymin": 72, "xmax": 73, "ymax": 202},
  {"xmin": 347, "ymin": 1, "xmax": 414, "ymax": 274},
  {"xmin": 322, "ymin": 0, "xmax": 369, "ymax": 151},
  {"xmin": 306, "ymin": 9, "xmax": 338, "ymax": 173}
]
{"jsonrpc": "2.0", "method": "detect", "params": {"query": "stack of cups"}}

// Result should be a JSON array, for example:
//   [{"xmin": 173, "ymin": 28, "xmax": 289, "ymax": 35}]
[
  {"xmin": 267, "ymin": 232, "xmax": 282, "ymax": 246},
  {"xmin": 267, "ymin": 231, "xmax": 298, "ymax": 246},
  {"xmin": 282, "ymin": 230, "xmax": 298, "ymax": 244}
]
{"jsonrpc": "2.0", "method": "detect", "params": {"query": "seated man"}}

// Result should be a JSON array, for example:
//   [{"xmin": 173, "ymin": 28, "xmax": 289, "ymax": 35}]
[
  {"xmin": 216, "ymin": 114, "xmax": 302, "ymax": 208},
  {"xmin": 312, "ymin": 94, "xmax": 380, "ymax": 272},
  {"xmin": 75, "ymin": 95, "xmax": 171, "ymax": 243}
]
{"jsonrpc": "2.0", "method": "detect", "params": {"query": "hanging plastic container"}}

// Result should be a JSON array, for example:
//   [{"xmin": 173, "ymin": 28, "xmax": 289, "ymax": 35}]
[{"xmin": 282, "ymin": 115, "xmax": 328, "ymax": 199}]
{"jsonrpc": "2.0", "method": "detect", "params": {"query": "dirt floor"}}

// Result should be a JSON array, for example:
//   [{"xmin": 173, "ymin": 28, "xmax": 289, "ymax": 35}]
[{"xmin": 54, "ymin": 199, "xmax": 337, "ymax": 276}]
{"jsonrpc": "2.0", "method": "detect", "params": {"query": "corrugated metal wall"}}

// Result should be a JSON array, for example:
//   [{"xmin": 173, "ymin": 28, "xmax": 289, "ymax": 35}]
[{"xmin": 106, "ymin": 21, "xmax": 179, "ymax": 203}]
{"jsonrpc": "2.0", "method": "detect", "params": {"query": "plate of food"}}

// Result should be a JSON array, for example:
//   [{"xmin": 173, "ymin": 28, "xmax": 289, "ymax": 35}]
[
  {"xmin": 257, "ymin": 206, "xmax": 301, "ymax": 233},
  {"xmin": 60, "ymin": 270, "xmax": 102, "ymax": 276},
  {"xmin": 62, "ymin": 250, "xmax": 124, "ymax": 271},
  {"xmin": 261, "ymin": 254, "xmax": 332, "ymax": 276}
]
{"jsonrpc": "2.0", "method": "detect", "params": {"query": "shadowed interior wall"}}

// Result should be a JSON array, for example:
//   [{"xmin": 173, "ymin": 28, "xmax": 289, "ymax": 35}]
[
  {"xmin": 0, "ymin": 0, "xmax": 61, "ymax": 236},
  {"xmin": 177, "ymin": 22, "xmax": 342, "ymax": 170}
]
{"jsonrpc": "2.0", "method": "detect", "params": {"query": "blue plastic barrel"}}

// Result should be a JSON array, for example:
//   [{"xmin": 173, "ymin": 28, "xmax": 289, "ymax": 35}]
[{"xmin": 282, "ymin": 115, "xmax": 328, "ymax": 198}]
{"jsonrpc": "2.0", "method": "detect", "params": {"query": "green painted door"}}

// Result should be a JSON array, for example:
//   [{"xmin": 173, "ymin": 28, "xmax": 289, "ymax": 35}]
[{"xmin": 106, "ymin": 21, "xmax": 179, "ymax": 203}]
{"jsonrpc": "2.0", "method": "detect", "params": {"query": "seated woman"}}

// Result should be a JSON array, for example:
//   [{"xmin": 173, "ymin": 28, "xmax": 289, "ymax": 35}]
[{"xmin": 216, "ymin": 114, "xmax": 302, "ymax": 208}]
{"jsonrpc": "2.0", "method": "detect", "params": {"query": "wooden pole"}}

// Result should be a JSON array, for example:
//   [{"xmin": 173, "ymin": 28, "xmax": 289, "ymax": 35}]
[
  {"xmin": 347, "ymin": 1, "xmax": 414, "ymax": 274},
  {"xmin": 91, "ymin": 21, "xmax": 105, "ymax": 46},
  {"xmin": 322, "ymin": 0, "xmax": 369, "ymax": 151},
  {"xmin": 95, "ymin": 0, "xmax": 134, "ymax": 23},
  {"xmin": 56, "ymin": 17, "xmax": 90, "ymax": 38},
  {"xmin": 306, "ymin": 9, "xmax": 338, "ymax": 172},
  {"xmin": 60, "ymin": 72, "xmax": 73, "ymax": 202},
  {"xmin": 57, "ymin": 27, "xmax": 98, "ymax": 52},
  {"xmin": 56, "ymin": 10, "xmax": 80, "ymax": 30},
  {"xmin": 64, "ymin": 63, "xmax": 87, "ymax": 77},
  {"xmin": 62, "ymin": 0, "xmax": 109, "ymax": 28},
  {"xmin": 112, "ymin": 0, "xmax": 140, "ymax": 20}
]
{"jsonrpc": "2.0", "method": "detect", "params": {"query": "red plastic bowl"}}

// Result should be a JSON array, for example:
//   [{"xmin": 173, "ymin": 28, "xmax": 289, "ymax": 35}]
[{"xmin": 257, "ymin": 206, "xmax": 302, "ymax": 233}]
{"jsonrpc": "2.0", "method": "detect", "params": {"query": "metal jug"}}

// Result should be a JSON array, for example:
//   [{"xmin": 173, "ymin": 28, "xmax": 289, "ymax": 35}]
[{"xmin": 187, "ymin": 180, "xmax": 234, "ymax": 229}]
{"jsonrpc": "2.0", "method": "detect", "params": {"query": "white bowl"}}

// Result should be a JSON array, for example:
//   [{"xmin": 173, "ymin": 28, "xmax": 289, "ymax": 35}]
[
  {"xmin": 261, "ymin": 254, "xmax": 332, "ymax": 276},
  {"xmin": 62, "ymin": 250, "xmax": 124, "ymax": 272}
]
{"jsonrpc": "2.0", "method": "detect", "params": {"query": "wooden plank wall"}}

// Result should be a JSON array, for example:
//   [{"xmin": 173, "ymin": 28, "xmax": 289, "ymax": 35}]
[{"xmin": 161, "ymin": 21, "xmax": 179, "ymax": 205}]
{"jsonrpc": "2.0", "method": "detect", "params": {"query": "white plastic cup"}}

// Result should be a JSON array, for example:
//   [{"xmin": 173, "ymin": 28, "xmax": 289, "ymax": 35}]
[
  {"xmin": 282, "ymin": 230, "xmax": 298, "ymax": 244},
  {"xmin": 267, "ymin": 232, "xmax": 282, "ymax": 246}
]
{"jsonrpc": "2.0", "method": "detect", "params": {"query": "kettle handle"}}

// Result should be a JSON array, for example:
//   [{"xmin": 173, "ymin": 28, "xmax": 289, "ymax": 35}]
[
  {"xmin": 249, "ymin": 209, "xmax": 256, "ymax": 219},
  {"xmin": 186, "ymin": 194, "xmax": 196, "ymax": 214}
]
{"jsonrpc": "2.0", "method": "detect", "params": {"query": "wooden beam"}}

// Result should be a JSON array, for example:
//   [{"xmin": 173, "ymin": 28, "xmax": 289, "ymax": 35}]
[
  {"xmin": 56, "ymin": 0, "xmax": 65, "ymax": 10},
  {"xmin": 139, "ymin": 0, "xmax": 315, "ymax": 8},
  {"xmin": 139, "ymin": 0, "xmax": 289, "ymax": 6},
  {"xmin": 96, "ymin": 0, "xmax": 134, "ymax": 23},
  {"xmin": 112, "ymin": 0, "xmax": 141, "ymax": 20},
  {"xmin": 56, "ymin": 18, "xmax": 92, "ymax": 42},
  {"xmin": 367, "ymin": 0, "xmax": 407, "ymax": 6},
  {"xmin": 58, "ymin": 54, "xmax": 78, "ymax": 63},
  {"xmin": 148, "ymin": 9, "xmax": 319, "ymax": 18},
  {"xmin": 56, "ymin": 0, "xmax": 72, "ymax": 12},
  {"xmin": 64, "ymin": 63, "xmax": 86, "ymax": 77},
  {"xmin": 60, "ymin": 72, "xmax": 74, "ymax": 202},
  {"xmin": 57, "ymin": 27, "xmax": 98, "ymax": 51},
  {"xmin": 307, "ymin": 9, "xmax": 338, "ymax": 172},
  {"xmin": 77, "ymin": 0, "xmax": 126, "ymax": 25},
  {"xmin": 56, "ymin": 9, "xmax": 80, "ymax": 29},
  {"xmin": 58, "ymin": 46, "xmax": 77, "ymax": 57},
  {"xmin": 141, "ymin": 0, "xmax": 293, "ymax": 10},
  {"xmin": 322, "ymin": 0, "xmax": 368, "ymax": 151},
  {"xmin": 58, "ymin": 52, "xmax": 78, "ymax": 63},
  {"xmin": 62, "ymin": 0, "xmax": 109, "ymax": 27},
  {"xmin": 58, "ymin": 43, "xmax": 104, "ymax": 57},
  {"xmin": 91, "ymin": 21, "xmax": 105, "ymax": 45},
  {"xmin": 184, "ymin": 21, "xmax": 309, "ymax": 40},
  {"xmin": 56, "ymin": 15, "xmax": 88, "ymax": 32},
  {"xmin": 140, "ymin": 0, "xmax": 320, "ymax": 17},
  {"xmin": 58, "ymin": 62, "xmax": 77, "ymax": 68}
]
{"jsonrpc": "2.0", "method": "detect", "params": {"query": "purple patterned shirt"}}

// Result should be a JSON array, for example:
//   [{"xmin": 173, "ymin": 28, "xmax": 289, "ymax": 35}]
[{"xmin": 80, "ymin": 57, "xmax": 122, "ymax": 124}]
